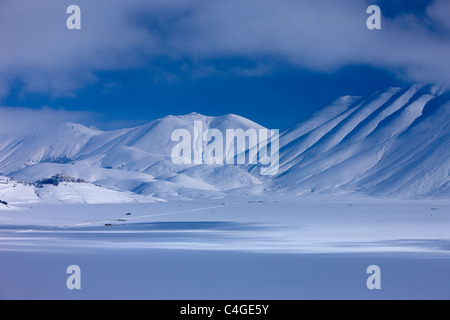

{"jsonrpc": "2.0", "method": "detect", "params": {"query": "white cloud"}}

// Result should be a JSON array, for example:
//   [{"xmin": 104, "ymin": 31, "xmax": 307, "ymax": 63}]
[
  {"xmin": 0, "ymin": 106, "xmax": 94, "ymax": 136},
  {"xmin": 0, "ymin": 0, "xmax": 157, "ymax": 97},
  {"xmin": 159, "ymin": 0, "xmax": 450, "ymax": 86},
  {"xmin": 426, "ymin": 0, "xmax": 450, "ymax": 32},
  {"xmin": 0, "ymin": 0, "xmax": 449, "ymax": 99}
]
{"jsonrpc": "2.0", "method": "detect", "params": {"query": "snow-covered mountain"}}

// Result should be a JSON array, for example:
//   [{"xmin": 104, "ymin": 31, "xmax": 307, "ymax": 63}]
[
  {"xmin": 269, "ymin": 84, "xmax": 450, "ymax": 197},
  {"xmin": 0, "ymin": 122, "xmax": 102, "ymax": 174},
  {"xmin": 1, "ymin": 112, "xmax": 266, "ymax": 201},
  {"xmin": 0, "ymin": 84, "xmax": 448, "ymax": 203}
]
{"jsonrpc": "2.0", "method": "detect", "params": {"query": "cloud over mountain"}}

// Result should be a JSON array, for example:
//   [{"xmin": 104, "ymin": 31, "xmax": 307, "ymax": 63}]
[{"xmin": 0, "ymin": 106, "xmax": 94, "ymax": 135}]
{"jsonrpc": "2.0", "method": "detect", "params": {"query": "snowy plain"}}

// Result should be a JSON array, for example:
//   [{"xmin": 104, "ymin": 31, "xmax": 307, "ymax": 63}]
[{"xmin": 0, "ymin": 194, "xmax": 449, "ymax": 299}]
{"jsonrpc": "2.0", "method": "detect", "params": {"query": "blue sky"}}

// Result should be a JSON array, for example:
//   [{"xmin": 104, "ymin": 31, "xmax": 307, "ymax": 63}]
[
  {"xmin": 0, "ymin": 0, "xmax": 448, "ymax": 132},
  {"xmin": 2, "ymin": 62, "xmax": 407, "ymax": 131}
]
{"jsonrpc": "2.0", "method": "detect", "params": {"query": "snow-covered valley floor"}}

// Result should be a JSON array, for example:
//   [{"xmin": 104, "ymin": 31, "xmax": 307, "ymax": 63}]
[{"xmin": 0, "ymin": 195, "xmax": 449, "ymax": 299}]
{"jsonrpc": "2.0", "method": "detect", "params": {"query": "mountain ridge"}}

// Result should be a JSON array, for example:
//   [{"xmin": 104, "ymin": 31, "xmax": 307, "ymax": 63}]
[{"xmin": 0, "ymin": 84, "xmax": 448, "ymax": 202}]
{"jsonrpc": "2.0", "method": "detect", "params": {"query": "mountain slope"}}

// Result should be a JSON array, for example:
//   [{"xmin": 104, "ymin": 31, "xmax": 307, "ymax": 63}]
[
  {"xmin": 268, "ymin": 84, "xmax": 450, "ymax": 198},
  {"xmin": 0, "ymin": 122, "xmax": 102, "ymax": 174}
]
